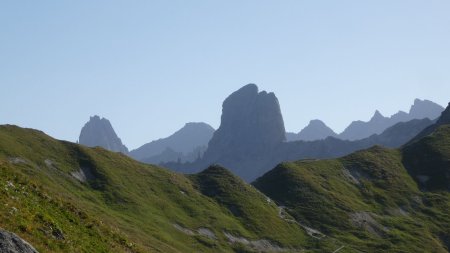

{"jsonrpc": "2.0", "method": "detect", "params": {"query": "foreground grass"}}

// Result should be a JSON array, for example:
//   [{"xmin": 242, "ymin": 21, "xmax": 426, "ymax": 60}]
[
  {"xmin": 0, "ymin": 125, "xmax": 314, "ymax": 252},
  {"xmin": 254, "ymin": 133, "xmax": 450, "ymax": 252}
]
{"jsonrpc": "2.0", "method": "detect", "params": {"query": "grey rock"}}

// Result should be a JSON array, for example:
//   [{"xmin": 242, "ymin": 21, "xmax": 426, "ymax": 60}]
[
  {"xmin": 204, "ymin": 84, "xmax": 285, "ymax": 160},
  {"xmin": 79, "ymin": 115, "xmax": 128, "ymax": 154},
  {"xmin": 0, "ymin": 228, "xmax": 39, "ymax": 253},
  {"xmin": 198, "ymin": 84, "xmax": 286, "ymax": 180}
]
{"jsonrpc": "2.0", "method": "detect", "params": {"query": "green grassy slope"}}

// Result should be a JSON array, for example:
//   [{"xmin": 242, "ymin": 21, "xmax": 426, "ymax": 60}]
[
  {"xmin": 2, "ymin": 123, "xmax": 449, "ymax": 252},
  {"xmin": 254, "ymin": 145, "xmax": 450, "ymax": 252},
  {"xmin": 403, "ymin": 125, "xmax": 450, "ymax": 191},
  {"xmin": 0, "ymin": 125, "xmax": 312, "ymax": 253}
]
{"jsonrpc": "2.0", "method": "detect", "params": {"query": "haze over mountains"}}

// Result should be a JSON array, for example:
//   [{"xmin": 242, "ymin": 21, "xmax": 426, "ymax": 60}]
[
  {"xmin": 77, "ymin": 84, "xmax": 444, "ymax": 182},
  {"xmin": 1, "ymin": 98, "xmax": 449, "ymax": 252},
  {"xmin": 163, "ymin": 84, "xmax": 442, "ymax": 181},
  {"xmin": 287, "ymin": 98, "xmax": 444, "ymax": 142},
  {"xmin": 338, "ymin": 98, "xmax": 443, "ymax": 140},
  {"xmin": 286, "ymin": 119, "xmax": 338, "ymax": 141},
  {"xmin": 129, "ymin": 122, "xmax": 215, "ymax": 164}
]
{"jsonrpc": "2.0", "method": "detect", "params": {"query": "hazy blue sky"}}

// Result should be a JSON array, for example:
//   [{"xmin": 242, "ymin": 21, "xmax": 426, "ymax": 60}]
[{"xmin": 1, "ymin": 1, "xmax": 449, "ymax": 149}]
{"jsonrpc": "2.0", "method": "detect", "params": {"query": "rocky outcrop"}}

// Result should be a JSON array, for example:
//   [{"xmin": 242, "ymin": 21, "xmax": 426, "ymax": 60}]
[
  {"xmin": 197, "ymin": 84, "xmax": 285, "ymax": 180},
  {"xmin": 78, "ymin": 116, "xmax": 128, "ymax": 154},
  {"xmin": 204, "ymin": 84, "xmax": 285, "ymax": 160},
  {"xmin": 0, "ymin": 228, "xmax": 38, "ymax": 253},
  {"xmin": 287, "ymin": 119, "xmax": 337, "ymax": 141},
  {"xmin": 339, "ymin": 99, "xmax": 444, "ymax": 141},
  {"xmin": 130, "ymin": 122, "xmax": 214, "ymax": 163}
]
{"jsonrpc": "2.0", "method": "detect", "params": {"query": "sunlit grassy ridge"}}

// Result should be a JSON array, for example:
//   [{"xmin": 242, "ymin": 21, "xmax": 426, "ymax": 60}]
[
  {"xmin": 1, "ymin": 124, "xmax": 449, "ymax": 252},
  {"xmin": 254, "ymin": 128, "xmax": 450, "ymax": 252},
  {"xmin": 0, "ymin": 125, "xmax": 310, "ymax": 252}
]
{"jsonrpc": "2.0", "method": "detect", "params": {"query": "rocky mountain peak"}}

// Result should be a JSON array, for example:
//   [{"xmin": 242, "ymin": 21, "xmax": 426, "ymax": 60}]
[
  {"xmin": 202, "ymin": 84, "xmax": 285, "ymax": 168},
  {"xmin": 79, "ymin": 115, "xmax": 128, "ymax": 154},
  {"xmin": 371, "ymin": 110, "xmax": 385, "ymax": 121},
  {"xmin": 294, "ymin": 119, "xmax": 337, "ymax": 141},
  {"xmin": 409, "ymin": 98, "xmax": 444, "ymax": 119}
]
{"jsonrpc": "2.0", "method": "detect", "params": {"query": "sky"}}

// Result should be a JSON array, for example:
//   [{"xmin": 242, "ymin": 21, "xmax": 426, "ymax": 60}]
[{"xmin": 1, "ymin": 1, "xmax": 449, "ymax": 149}]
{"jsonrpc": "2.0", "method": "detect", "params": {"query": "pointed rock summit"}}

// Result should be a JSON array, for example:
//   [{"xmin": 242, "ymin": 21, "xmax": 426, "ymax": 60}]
[
  {"xmin": 79, "ymin": 115, "xmax": 128, "ymax": 154},
  {"xmin": 339, "ymin": 110, "xmax": 390, "ymax": 141},
  {"xmin": 371, "ymin": 110, "xmax": 384, "ymax": 120},
  {"xmin": 204, "ymin": 84, "xmax": 285, "ymax": 161}
]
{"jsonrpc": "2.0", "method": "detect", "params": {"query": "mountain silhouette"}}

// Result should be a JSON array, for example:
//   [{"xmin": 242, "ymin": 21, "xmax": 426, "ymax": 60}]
[
  {"xmin": 78, "ymin": 115, "xmax": 128, "ymax": 154},
  {"xmin": 129, "ymin": 122, "xmax": 214, "ymax": 163},
  {"xmin": 339, "ymin": 99, "xmax": 443, "ymax": 140},
  {"xmin": 286, "ymin": 119, "xmax": 337, "ymax": 141}
]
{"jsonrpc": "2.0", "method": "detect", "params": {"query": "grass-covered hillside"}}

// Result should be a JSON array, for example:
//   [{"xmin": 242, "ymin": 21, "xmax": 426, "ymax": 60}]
[
  {"xmin": 254, "ymin": 129, "xmax": 450, "ymax": 252},
  {"xmin": 403, "ymin": 125, "xmax": 450, "ymax": 191},
  {"xmin": 1, "ymin": 118, "xmax": 449, "ymax": 252},
  {"xmin": 0, "ymin": 125, "xmax": 318, "ymax": 253}
]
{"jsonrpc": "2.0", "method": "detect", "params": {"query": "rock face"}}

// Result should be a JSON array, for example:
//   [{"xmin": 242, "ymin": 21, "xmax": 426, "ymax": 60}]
[
  {"xmin": 339, "ymin": 99, "xmax": 444, "ymax": 141},
  {"xmin": 79, "ymin": 116, "xmax": 128, "ymax": 154},
  {"xmin": 129, "ymin": 122, "xmax": 214, "ymax": 163},
  {"xmin": 166, "ymin": 84, "xmax": 286, "ymax": 181},
  {"xmin": 0, "ymin": 228, "xmax": 39, "ymax": 253},
  {"xmin": 287, "ymin": 120, "xmax": 337, "ymax": 141},
  {"xmin": 203, "ymin": 84, "xmax": 285, "ymax": 164}
]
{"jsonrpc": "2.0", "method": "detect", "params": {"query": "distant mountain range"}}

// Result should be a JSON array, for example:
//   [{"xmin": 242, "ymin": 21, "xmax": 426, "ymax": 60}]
[
  {"xmin": 339, "ymin": 99, "xmax": 443, "ymax": 140},
  {"xmin": 1, "ymin": 97, "xmax": 449, "ymax": 252},
  {"xmin": 165, "ymin": 84, "xmax": 440, "ymax": 181},
  {"xmin": 129, "ymin": 122, "xmax": 214, "ymax": 164},
  {"xmin": 287, "ymin": 99, "xmax": 444, "ymax": 142},
  {"xmin": 77, "ymin": 84, "xmax": 444, "ymax": 182},
  {"xmin": 286, "ymin": 119, "xmax": 338, "ymax": 141},
  {"xmin": 78, "ymin": 117, "xmax": 214, "ymax": 164}
]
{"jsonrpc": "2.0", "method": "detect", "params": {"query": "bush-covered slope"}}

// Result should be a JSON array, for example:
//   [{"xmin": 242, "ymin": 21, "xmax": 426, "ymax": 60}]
[
  {"xmin": 0, "ymin": 125, "xmax": 313, "ymax": 253},
  {"xmin": 254, "ymin": 146, "xmax": 450, "ymax": 252}
]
